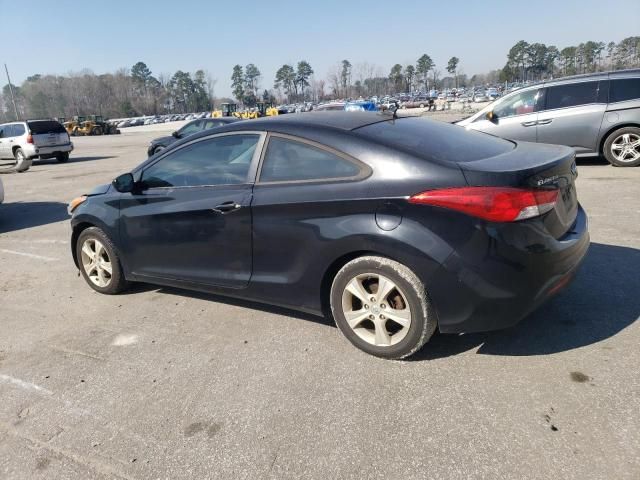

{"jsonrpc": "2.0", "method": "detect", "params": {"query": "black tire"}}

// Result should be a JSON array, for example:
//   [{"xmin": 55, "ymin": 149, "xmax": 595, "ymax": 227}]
[
  {"xmin": 13, "ymin": 148, "xmax": 32, "ymax": 172},
  {"xmin": 56, "ymin": 152, "xmax": 69, "ymax": 163},
  {"xmin": 330, "ymin": 256, "xmax": 437, "ymax": 359},
  {"xmin": 76, "ymin": 227, "xmax": 129, "ymax": 295},
  {"xmin": 603, "ymin": 126, "xmax": 640, "ymax": 167},
  {"xmin": 419, "ymin": 103, "xmax": 425, "ymax": 108}
]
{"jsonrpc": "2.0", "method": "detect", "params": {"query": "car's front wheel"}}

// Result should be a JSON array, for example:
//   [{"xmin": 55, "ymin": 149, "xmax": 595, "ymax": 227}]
[
  {"xmin": 76, "ymin": 227, "xmax": 129, "ymax": 294},
  {"xmin": 603, "ymin": 127, "xmax": 640, "ymax": 167},
  {"xmin": 330, "ymin": 256, "xmax": 437, "ymax": 359},
  {"xmin": 13, "ymin": 148, "xmax": 32, "ymax": 172}
]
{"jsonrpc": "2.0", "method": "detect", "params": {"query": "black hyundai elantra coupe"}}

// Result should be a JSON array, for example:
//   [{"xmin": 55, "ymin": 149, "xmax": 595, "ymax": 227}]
[{"xmin": 68, "ymin": 112, "xmax": 589, "ymax": 359}]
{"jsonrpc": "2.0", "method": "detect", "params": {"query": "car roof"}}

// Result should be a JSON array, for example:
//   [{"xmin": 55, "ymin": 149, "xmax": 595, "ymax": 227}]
[
  {"xmin": 217, "ymin": 111, "xmax": 390, "ymax": 133},
  {"xmin": 512, "ymin": 68, "xmax": 640, "ymax": 92}
]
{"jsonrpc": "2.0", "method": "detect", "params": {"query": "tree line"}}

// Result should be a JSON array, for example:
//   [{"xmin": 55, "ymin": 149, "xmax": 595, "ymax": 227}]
[
  {"xmin": 1, "ymin": 36, "xmax": 638, "ymax": 121},
  {"xmin": 0, "ymin": 61, "xmax": 218, "ymax": 121},
  {"xmin": 501, "ymin": 37, "xmax": 640, "ymax": 82}
]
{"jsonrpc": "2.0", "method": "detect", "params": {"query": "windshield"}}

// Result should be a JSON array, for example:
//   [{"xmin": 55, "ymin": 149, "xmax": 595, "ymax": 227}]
[{"xmin": 178, "ymin": 120, "xmax": 204, "ymax": 137}]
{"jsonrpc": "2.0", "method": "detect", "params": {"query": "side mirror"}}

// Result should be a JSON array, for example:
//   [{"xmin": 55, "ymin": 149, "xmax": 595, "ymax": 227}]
[
  {"xmin": 172, "ymin": 131, "xmax": 180, "ymax": 138},
  {"xmin": 486, "ymin": 111, "xmax": 497, "ymax": 122},
  {"xmin": 112, "ymin": 173, "xmax": 135, "ymax": 193}
]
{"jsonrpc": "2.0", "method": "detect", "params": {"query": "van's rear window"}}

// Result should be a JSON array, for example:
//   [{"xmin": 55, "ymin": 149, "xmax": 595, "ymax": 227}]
[
  {"xmin": 28, "ymin": 120, "xmax": 66, "ymax": 134},
  {"xmin": 355, "ymin": 117, "xmax": 514, "ymax": 163}
]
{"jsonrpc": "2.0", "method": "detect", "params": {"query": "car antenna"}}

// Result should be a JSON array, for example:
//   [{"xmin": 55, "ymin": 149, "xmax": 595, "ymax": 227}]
[{"xmin": 378, "ymin": 101, "xmax": 399, "ymax": 120}]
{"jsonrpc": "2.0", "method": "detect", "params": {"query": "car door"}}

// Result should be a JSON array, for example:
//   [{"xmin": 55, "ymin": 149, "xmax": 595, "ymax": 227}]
[
  {"xmin": 118, "ymin": 132, "xmax": 265, "ymax": 287},
  {"xmin": 536, "ymin": 80, "xmax": 607, "ymax": 154},
  {"xmin": 249, "ymin": 134, "xmax": 370, "ymax": 309},
  {"xmin": 468, "ymin": 88, "xmax": 542, "ymax": 143},
  {"xmin": 0, "ymin": 125, "xmax": 9, "ymax": 159}
]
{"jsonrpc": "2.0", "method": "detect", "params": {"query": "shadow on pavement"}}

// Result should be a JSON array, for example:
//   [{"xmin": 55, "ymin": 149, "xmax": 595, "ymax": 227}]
[
  {"xmin": 118, "ymin": 282, "xmax": 332, "ymax": 327},
  {"xmin": 577, "ymin": 156, "xmax": 609, "ymax": 166},
  {"xmin": 0, "ymin": 201, "xmax": 69, "ymax": 234},
  {"xmin": 412, "ymin": 242, "xmax": 640, "ymax": 360},
  {"xmin": 118, "ymin": 242, "xmax": 639, "ymax": 358},
  {"xmin": 35, "ymin": 156, "xmax": 114, "ymax": 165}
]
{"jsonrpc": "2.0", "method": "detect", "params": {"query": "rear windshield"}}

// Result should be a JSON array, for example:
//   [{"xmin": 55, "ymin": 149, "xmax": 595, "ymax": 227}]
[
  {"xmin": 355, "ymin": 117, "xmax": 514, "ymax": 163},
  {"xmin": 28, "ymin": 120, "xmax": 66, "ymax": 134}
]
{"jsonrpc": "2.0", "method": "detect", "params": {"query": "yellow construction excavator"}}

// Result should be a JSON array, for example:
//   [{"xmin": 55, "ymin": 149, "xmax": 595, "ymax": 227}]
[
  {"xmin": 212, "ymin": 103, "xmax": 238, "ymax": 118},
  {"xmin": 233, "ymin": 102, "xmax": 279, "ymax": 120}
]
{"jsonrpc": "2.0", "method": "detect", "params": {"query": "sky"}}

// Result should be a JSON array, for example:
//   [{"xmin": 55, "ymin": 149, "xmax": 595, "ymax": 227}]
[{"xmin": 1, "ymin": 0, "xmax": 638, "ymax": 97}]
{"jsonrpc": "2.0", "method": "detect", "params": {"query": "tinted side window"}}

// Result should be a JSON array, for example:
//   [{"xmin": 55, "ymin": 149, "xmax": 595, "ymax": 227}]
[
  {"xmin": 610, "ymin": 78, "xmax": 640, "ymax": 103},
  {"xmin": 12, "ymin": 124, "xmax": 26, "ymax": 136},
  {"xmin": 545, "ymin": 81, "xmax": 599, "ymax": 109},
  {"xmin": 0, "ymin": 125, "xmax": 6, "ymax": 138},
  {"xmin": 142, "ymin": 134, "xmax": 259, "ymax": 188},
  {"xmin": 260, "ymin": 137, "xmax": 360, "ymax": 182}
]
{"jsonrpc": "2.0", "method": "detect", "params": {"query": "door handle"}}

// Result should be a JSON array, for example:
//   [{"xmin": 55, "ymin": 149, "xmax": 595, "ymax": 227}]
[
  {"xmin": 521, "ymin": 121, "xmax": 537, "ymax": 127},
  {"xmin": 212, "ymin": 201, "xmax": 241, "ymax": 214},
  {"xmin": 537, "ymin": 119, "xmax": 553, "ymax": 125}
]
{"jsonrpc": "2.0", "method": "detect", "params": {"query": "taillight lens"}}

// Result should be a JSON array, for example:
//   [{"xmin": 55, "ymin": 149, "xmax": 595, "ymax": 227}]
[
  {"xmin": 408, "ymin": 187, "xmax": 559, "ymax": 222},
  {"xmin": 26, "ymin": 133, "xmax": 34, "ymax": 144}
]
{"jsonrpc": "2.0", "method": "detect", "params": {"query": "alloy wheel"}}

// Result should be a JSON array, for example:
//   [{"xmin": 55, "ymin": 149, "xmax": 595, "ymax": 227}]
[
  {"xmin": 341, "ymin": 273, "xmax": 412, "ymax": 347},
  {"xmin": 80, "ymin": 238, "xmax": 113, "ymax": 288},
  {"xmin": 611, "ymin": 133, "xmax": 640, "ymax": 164}
]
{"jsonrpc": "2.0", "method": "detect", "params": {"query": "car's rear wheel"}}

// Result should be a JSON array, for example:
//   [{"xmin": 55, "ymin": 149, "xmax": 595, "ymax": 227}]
[
  {"xmin": 76, "ymin": 227, "xmax": 129, "ymax": 294},
  {"xmin": 603, "ymin": 127, "xmax": 640, "ymax": 167},
  {"xmin": 330, "ymin": 256, "xmax": 436, "ymax": 359},
  {"xmin": 56, "ymin": 152, "xmax": 69, "ymax": 163}
]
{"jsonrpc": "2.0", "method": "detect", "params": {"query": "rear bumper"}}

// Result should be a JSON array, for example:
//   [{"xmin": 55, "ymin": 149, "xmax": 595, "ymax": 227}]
[
  {"xmin": 430, "ymin": 204, "xmax": 590, "ymax": 333},
  {"xmin": 27, "ymin": 142, "xmax": 74, "ymax": 158}
]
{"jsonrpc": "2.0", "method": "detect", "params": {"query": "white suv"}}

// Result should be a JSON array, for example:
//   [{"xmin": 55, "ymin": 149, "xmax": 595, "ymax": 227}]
[{"xmin": 0, "ymin": 119, "xmax": 74, "ymax": 172}]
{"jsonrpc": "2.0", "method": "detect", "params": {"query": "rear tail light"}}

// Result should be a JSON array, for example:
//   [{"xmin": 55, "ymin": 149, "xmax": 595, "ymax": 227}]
[
  {"xmin": 408, "ymin": 187, "xmax": 559, "ymax": 222},
  {"xmin": 26, "ymin": 133, "xmax": 34, "ymax": 144}
]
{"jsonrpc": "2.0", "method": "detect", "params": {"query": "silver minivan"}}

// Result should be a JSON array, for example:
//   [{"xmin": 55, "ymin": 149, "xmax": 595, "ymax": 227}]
[
  {"xmin": 457, "ymin": 69, "xmax": 640, "ymax": 167},
  {"xmin": 0, "ymin": 119, "xmax": 73, "ymax": 172}
]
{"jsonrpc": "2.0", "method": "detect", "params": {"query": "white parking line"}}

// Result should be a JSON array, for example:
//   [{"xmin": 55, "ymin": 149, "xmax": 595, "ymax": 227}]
[
  {"xmin": 0, "ymin": 374, "xmax": 53, "ymax": 395},
  {"xmin": 0, "ymin": 249, "xmax": 59, "ymax": 261}
]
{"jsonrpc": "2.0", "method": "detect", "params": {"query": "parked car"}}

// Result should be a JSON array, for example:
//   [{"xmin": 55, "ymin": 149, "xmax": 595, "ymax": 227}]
[
  {"xmin": 314, "ymin": 102, "xmax": 347, "ymax": 111},
  {"xmin": 147, "ymin": 117, "xmax": 240, "ymax": 156},
  {"xmin": 473, "ymin": 91, "xmax": 489, "ymax": 102},
  {"xmin": 457, "ymin": 69, "xmax": 640, "ymax": 166},
  {"xmin": 0, "ymin": 176, "xmax": 4, "ymax": 203},
  {"xmin": 486, "ymin": 87, "xmax": 500, "ymax": 100},
  {"xmin": 401, "ymin": 96, "xmax": 432, "ymax": 109},
  {"xmin": 69, "ymin": 112, "xmax": 588, "ymax": 359},
  {"xmin": 0, "ymin": 119, "xmax": 73, "ymax": 171}
]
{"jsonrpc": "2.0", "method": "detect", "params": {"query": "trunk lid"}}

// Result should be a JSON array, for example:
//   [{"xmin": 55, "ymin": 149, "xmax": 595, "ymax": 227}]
[
  {"xmin": 458, "ymin": 141, "xmax": 579, "ymax": 238},
  {"xmin": 27, "ymin": 120, "xmax": 69, "ymax": 148}
]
